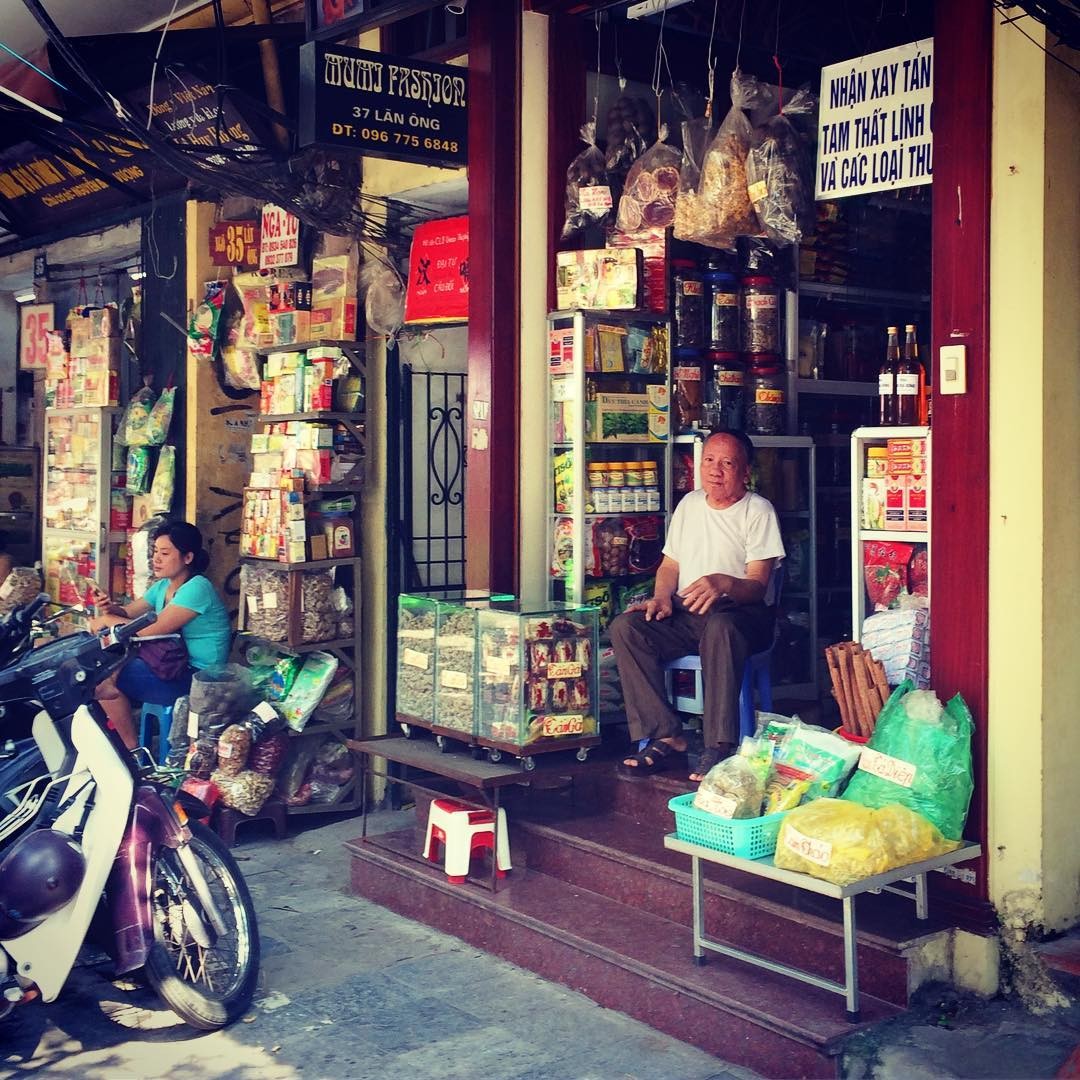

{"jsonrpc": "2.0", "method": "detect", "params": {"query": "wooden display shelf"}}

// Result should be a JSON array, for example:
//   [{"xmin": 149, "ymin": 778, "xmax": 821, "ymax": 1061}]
[
  {"xmin": 240, "ymin": 556, "xmax": 361, "ymax": 572},
  {"xmin": 257, "ymin": 410, "xmax": 365, "ymax": 424}
]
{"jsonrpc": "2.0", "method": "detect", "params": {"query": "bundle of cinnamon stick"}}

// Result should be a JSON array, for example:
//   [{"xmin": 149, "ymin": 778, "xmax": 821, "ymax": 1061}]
[{"xmin": 825, "ymin": 642, "xmax": 890, "ymax": 738}]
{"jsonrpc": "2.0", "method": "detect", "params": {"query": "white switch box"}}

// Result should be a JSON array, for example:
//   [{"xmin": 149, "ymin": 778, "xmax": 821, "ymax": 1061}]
[{"xmin": 939, "ymin": 344, "xmax": 967, "ymax": 395}]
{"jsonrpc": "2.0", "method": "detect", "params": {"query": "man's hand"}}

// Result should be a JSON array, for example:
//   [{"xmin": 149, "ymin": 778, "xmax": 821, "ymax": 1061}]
[
  {"xmin": 627, "ymin": 595, "xmax": 674, "ymax": 622},
  {"xmin": 678, "ymin": 573, "xmax": 734, "ymax": 615}
]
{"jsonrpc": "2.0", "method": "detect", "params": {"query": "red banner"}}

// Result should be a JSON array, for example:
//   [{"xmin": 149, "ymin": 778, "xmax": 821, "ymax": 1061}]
[
  {"xmin": 208, "ymin": 221, "xmax": 260, "ymax": 268},
  {"xmin": 404, "ymin": 215, "xmax": 469, "ymax": 324}
]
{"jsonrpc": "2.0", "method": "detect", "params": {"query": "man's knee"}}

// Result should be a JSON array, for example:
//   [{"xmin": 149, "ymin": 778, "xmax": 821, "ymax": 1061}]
[{"xmin": 609, "ymin": 610, "xmax": 643, "ymax": 648}]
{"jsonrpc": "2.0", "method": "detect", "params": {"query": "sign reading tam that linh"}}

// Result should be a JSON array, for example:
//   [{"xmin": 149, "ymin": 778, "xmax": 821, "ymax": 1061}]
[
  {"xmin": 299, "ymin": 41, "xmax": 467, "ymax": 169},
  {"xmin": 816, "ymin": 38, "xmax": 933, "ymax": 200}
]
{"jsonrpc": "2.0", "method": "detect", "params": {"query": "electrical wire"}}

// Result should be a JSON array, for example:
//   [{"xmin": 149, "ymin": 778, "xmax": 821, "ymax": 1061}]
[
  {"xmin": 993, "ymin": 1, "xmax": 1080, "ymax": 75},
  {"xmin": 0, "ymin": 39, "xmax": 69, "ymax": 91},
  {"xmin": 146, "ymin": 0, "xmax": 182, "ymax": 129}
]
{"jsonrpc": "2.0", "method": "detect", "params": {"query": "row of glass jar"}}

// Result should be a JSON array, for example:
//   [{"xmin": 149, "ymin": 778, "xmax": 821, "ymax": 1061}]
[
  {"xmin": 672, "ymin": 353, "xmax": 788, "ymax": 437},
  {"xmin": 672, "ymin": 260, "xmax": 781, "ymax": 356},
  {"xmin": 586, "ymin": 459, "xmax": 662, "ymax": 514}
]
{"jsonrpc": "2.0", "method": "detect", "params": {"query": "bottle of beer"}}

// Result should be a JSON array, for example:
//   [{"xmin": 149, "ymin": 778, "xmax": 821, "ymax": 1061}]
[
  {"xmin": 896, "ymin": 324, "xmax": 923, "ymax": 426},
  {"xmin": 878, "ymin": 326, "xmax": 900, "ymax": 425}
]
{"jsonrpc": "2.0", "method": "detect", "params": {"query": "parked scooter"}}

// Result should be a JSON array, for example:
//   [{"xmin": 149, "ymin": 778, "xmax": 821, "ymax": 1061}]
[{"xmin": 0, "ymin": 597, "xmax": 259, "ymax": 1029}]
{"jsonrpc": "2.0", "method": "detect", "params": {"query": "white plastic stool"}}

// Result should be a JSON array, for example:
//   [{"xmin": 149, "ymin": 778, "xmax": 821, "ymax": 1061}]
[{"xmin": 423, "ymin": 798, "xmax": 511, "ymax": 884}]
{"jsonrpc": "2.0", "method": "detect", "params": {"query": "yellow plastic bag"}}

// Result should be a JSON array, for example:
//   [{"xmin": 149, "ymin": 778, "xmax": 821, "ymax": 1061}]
[{"xmin": 774, "ymin": 798, "xmax": 957, "ymax": 886}]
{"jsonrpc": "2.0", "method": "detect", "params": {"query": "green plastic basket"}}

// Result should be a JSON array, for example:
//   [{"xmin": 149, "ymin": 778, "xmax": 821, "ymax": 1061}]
[{"xmin": 668, "ymin": 793, "xmax": 787, "ymax": 859}]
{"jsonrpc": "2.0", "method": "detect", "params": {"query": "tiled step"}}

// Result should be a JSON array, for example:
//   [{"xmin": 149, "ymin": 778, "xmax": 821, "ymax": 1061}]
[
  {"xmin": 347, "ymin": 829, "xmax": 900, "ymax": 1078},
  {"xmin": 510, "ymin": 808, "xmax": 942, "ymax": 1008}
]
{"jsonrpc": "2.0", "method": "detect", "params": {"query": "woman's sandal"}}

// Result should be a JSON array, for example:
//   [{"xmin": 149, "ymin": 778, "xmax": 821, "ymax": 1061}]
[{"xmin": 619, "ymin": 738, "xmax": 683, "ymax": 775}]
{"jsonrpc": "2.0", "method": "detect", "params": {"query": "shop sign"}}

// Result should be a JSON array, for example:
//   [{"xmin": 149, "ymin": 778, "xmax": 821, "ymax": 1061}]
[
  {"xmin": 298, "ymin": 41, "xmax": 467, "ymax": 169},
  {"xmin": 404, "ymin": 215, "xmax": 469, "ymax": 324},
  {"xmin": 209, "ymin": 221, "xmax": 261, "ymax": 268},
  {"xmin": 18, "ymin": 303, "xmax": 53, "ymax": 372},
  {"xmin": 259, "ymin": 205, "xmax": 301, "ymax": 270},
  {"xmin": 815, "ymin": 38, "xmax": 933, "ymax": 199}
]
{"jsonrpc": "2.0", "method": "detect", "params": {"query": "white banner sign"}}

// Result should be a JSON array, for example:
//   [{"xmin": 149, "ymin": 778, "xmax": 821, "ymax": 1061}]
[
  {"xmin": 259, "ymin": 203, "xmax": 300, "ymax": 270},
  {"xmin": 816, "ymin": 38, "xmax": 933, "ymax": 200}
]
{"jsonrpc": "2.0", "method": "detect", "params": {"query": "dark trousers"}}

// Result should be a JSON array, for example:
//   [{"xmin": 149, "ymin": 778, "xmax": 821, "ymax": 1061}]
[{"xmin": 609, "ymin": 598, "xmax": 775, "ymax": 747}]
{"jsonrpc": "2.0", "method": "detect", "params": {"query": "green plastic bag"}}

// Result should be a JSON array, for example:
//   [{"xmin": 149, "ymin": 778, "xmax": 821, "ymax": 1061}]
[{"xmin": 841, "ymin": 681, "xmax": 974, "ymax": 841}]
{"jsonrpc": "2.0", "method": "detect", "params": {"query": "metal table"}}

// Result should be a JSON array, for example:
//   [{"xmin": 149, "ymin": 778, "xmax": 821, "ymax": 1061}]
[{"xmin": 664, "ymin": 833, "xmax": 982, "ymax": 1020}]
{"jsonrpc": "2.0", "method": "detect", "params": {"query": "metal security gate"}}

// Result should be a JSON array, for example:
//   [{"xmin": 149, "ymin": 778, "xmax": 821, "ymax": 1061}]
[{"xmin": 399, "ymin": 365, "xmax": 467, "ymax": 591}]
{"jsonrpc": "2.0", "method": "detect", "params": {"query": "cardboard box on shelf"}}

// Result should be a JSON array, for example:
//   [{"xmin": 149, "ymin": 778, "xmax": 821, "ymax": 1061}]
[
  {"xmin": 88, "ymin": 306, "xmax": 119, "ymax": 338},
  {"xmin": 585, "ymin": 390, "xmax": 668, "ymax": 444},
  {"xmin": 884, "ymin": 476, "xmax": 907, "ymax": 530},
  {"xmin": 312, "ymin": 253, "xmax": 360, "ymax": 302},
  {"xmin": 268, "ymin": 281, "xmax": 312, "ymax": 313},
  {"xmin": 309, "ymin": 533, "xmax": 329, "ymax": 561},
  {"xmin": 269, "ymin": 311, "xmax": 311, "ymax": 346},
  {"xmin": 309, "ymin": 298, "xmax": 357, "ymax": 341},
  {"xmin": 862, "ymin": 477, "xmax": 887, "ymax": 530},
  {"xmin": 906, "ymin": 475, "xmax": 928, "ymax": 530}
]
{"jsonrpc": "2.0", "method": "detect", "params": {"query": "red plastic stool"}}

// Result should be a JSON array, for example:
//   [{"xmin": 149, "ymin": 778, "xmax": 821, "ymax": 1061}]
[
  {"xmin": 423, "ymin": 798, "xmax": 511, "ymax": 884},
  {"xmin": 214, "ymin": 796, "xmax": 288, "ymax": 847}
]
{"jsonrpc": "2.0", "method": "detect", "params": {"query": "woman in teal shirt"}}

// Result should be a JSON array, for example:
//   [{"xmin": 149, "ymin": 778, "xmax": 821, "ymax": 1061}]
[{"xmin": 93, "ymin": 521, "xmax": 231, "ymax": 748}]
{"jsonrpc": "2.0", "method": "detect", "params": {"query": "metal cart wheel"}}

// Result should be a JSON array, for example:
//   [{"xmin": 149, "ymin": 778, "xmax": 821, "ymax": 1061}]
[
  {"xmin": 575, "ymin": 747, "xmax": 589, "ymax": 762},
  {"xmin": 436, "ymin": 735, "xmax": 449, "ymax": 753},
  {"xmin": 522, "ymin": 756, "xmax": 536, "ymax": 772},
  {"xmin": 487, "ymin": 749, "xmax": 503, "ymax": 764},
  {"xmin": 400, "ymin": 723, "xmax": 413, "ymax": 739}
]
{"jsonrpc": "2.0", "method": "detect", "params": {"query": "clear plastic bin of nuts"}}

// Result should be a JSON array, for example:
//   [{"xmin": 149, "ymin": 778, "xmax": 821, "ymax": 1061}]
[
  {"xmin": 397, "ymin": 591, "xmax": 500, "ymax": 732},
  {"xmin": 476, "ymin": 601, "xmax": 599, "ymax": 753},
  {"xmin": 241, "ymin": 563, "xmax": 342, "ymax": 645}
]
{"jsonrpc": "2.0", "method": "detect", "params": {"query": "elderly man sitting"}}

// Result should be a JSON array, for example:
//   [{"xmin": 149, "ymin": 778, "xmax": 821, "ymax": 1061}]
[{"xmin": 610, "ymin": 430, "xmax": 784, "ymax": 781}]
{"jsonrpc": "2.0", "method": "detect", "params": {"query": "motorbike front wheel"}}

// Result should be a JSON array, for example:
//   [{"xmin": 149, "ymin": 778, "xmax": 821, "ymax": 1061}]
[{"xmin": 143, "ymin": 822, "xmax": 260, "ymax": 1030}]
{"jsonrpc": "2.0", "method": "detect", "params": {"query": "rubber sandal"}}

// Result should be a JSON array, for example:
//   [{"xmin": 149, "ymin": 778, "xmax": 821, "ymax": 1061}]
[
  {"xmin": 618, "ymin": 738, "xmax": 681, "ymax": 775},
  {"xmin": 689, "ymin": 745, "xmax": 726, "ymax": 782}
]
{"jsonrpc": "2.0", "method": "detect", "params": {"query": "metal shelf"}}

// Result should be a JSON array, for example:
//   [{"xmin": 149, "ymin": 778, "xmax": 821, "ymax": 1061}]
[
  {"xmin": 858, "ymin": 529, "xmax": 929, "ymax": 543},
  {"xmin": 796, "ymin": 378, "xmax": 878, "ymax": 397},
  {"xmin": 240, "ymin": 556, "xmax": 362, "ymax": 571},
  {"xmin": 257, "ymin": 410, "xmax": 365, "ymax": 424},
  {"xmin": 799, "ymin": 281, "xmax": 931, "ymax": 307}
]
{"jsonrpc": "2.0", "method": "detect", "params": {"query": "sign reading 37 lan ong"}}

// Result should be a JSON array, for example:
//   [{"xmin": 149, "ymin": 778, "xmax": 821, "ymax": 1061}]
[{"xmin": 299, "ymin": 42, "xmax": 467, "ymax": 169}]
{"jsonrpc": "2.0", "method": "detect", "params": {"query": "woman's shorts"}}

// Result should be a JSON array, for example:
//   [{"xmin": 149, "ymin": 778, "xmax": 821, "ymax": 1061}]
[{"xmin": 117, "ymin": 657, "xmax": 194, "ymax": 705}]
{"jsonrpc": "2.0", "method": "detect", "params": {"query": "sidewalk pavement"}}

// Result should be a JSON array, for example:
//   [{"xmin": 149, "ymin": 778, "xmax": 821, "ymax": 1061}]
[
  {"xmin": 3, "ymin": 807, "xmax": 1080, "ymax": 1079},
  {"xmin": 0, "ymin": 809, "xmax": 758, "ymax": 1080}
]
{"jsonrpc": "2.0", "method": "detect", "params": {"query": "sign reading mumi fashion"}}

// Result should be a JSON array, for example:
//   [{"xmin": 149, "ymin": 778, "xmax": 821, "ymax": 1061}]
[
  {"xmin": 298, "ymin": 41, "xmax": 467, "ymax": 169},
  {"xmin": 816, "ymin": 38, "xmax": 933, "ymax": 199}
]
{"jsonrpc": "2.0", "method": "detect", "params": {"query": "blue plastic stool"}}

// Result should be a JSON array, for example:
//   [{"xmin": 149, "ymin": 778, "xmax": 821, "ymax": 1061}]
[
  {"xmin": 662, "ymin": 648, "xmax": 774, "ymax": 743},
  {"xmin": 139, "ymin": 703, "xmax": 174, "ymax": 765}
]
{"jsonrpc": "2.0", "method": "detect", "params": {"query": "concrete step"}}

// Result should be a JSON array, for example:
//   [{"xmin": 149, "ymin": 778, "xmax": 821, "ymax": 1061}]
[
  {"xmin": 511, "ymin": 808, "xmax": 936, "ymax": 1008},
  {"xmin": 346, "ymin": 827, "xmax": 903, "ymax": 1079}
]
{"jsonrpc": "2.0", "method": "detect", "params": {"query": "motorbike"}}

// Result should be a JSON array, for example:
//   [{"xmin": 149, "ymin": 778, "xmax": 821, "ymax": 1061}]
[{"xmin": 0, "ymin": 595, "xmax": 260, "ymax": 1030}]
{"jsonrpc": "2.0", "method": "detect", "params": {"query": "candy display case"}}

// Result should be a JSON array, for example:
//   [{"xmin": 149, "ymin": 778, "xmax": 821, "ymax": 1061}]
[{"xmin": 475, "ymin": 601, "xmax": 601, "ymax": 769}]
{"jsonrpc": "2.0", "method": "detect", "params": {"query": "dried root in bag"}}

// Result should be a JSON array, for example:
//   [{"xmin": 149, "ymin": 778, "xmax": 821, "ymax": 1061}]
[
  {"xmin": 689, "ymin": 72, "xmax": 767, "ymax": 247},
  {"xmin": 604, "ymin": 95, "xmax": 654, "ymax": 203},
  {"xmin": 673, "ymin": 115, "xmax": 714, "ymax": 244},
  {"xmin": 561, "ymin": 122, "xmax": 613, "ymax": 241},
  {"xmin": 746, "ymin": 85, "xmax": 816, "ymax": 246}
]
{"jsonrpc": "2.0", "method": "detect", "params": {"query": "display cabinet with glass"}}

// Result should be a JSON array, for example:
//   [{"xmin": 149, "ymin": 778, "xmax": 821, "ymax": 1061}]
[{"xmin": 547, "ymin": 310, "xmax": 672, "ymax": 640}]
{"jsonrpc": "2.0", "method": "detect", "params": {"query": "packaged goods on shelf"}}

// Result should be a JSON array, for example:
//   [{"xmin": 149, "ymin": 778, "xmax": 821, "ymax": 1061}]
[
  {"xmin": 861, "ymin": 609, "xmax": 930, "ymax": 688},
  {"xmin": 309, "ymin": 298, "xmax": 357, "ymax": 340},
  {"xmin": 475, "ymin": 602, "xmax": 599, "ymax": 751},
  {"xmin": 555, "ymin": 248, "xmax": 642, "ymax": 310},
  {"xmin": 312, "ymin": 253, "xmax": 360, "ymax": 302},
  {"xmin": 269, "ymin": 310, "xmax": 310, "ymax": 346},
  {"xmin": 237, "ymin": 284, "xmax": 274, "ymax": 347},
  {"xmin": 585, "ymin": 388, "xmax": 669, "ymax": 443},
  {"xmin": 268, "ymin": 280, "xmax": 312, "ymax": 312}
]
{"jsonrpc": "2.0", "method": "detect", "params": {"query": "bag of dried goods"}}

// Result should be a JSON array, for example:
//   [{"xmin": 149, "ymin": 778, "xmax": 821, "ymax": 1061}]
[
  {"xmin": 213, "ymin": 768, "xmax": 275, "ymax": 816},
  {"xmin": 277, "ymin": 738, "xmax": 320, "ymax": 806},
  {"xmin": 673, "ymin": 114, "xmax": 714, "ymax": 243},
  {"xmin": 842, "ymin": 682, "xmax": 974, "ymax": 841},
  {"xmin": 119, "ymin": 386, "xmax": 156, "ymax": 446},
  {"xmin": 615, "ymin": 128, "xmax": 681, "ymax": 236},
  {"xmin": 249, "ymin": 730, "xmax": 290, "ymax": 776},
  {"xmin": 216, "ymin": 724, "xmax": 252, "ymax": 777},
  {"xmin": 189, "ymin": 664, "xmax": 260, "ymax": 738},
  {"xmin": 863, "ymin": 540, "xmax": 916, "ymax": 612},
  {"xmin": 604, "ymin": 94, "xmax": 654, "ymax": 203},
  {"xmin": 148, "ymin": 445, "xmax": 175, "ymax": 513},
  {"xmin": 0, "ymin": 567, "xmax": 43, "ymax": 618},
  {"xmin": 692, "ymin": 72, "xmax": 765, "ymax": 247},
  {"xmin": 561, "ymin": 122, "xmax": 614, "ymax": 241},
  {"xmin": 773, "ymin": 720, "xmax": 862, "ymax": 801},
  {"xmin": 144, "ymin": 386, "xmax": 176, "ymax": 445},
  {"xmin": 775, "ymin": 798, "xmax": 956, "ymax": 886},
  {"xmin": 693, "ymin": 737, "xmax": 773, "ymax": 819},
  {"xmin": 745, "ymin": 85, "xmax": 816, "ymax": 246},
  {"xmin": 280, "ymin": 651, "xmax": 339, "ymax": 732}
]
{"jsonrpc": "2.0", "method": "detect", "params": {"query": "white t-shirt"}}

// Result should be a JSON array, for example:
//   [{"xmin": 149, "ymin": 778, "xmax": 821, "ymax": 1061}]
[{"xmin": 662, "ymin": 489, "xmax": 786, "ymax": 604}]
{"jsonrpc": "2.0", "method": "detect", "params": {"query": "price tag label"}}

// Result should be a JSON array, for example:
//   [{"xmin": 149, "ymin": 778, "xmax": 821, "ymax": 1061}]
[
  {"xmin": 262, "ymin": 591, "xmax": 279, "ymax": 610},
  {"xmin": 783, "ymin": 825, "xmax": 833, "ymax": 867},
  {"xmin": 246, "ymin": 595, "xmax": 259, "ymax": 614},
  {"xmin": 578, "ymin": 185, "xmax": 612, "ymax": 211},
  {"xmin": 547, "ymin": 661, "xmax": 582, "ymax": 679},
  {"xmin": 402, "ymin": 648, "xmax": 430, "ymax": 670},
  {"xmin": 440, "ymin": 669, "xmax": 468, "ymax": 690},
  {"xmin": 187, "ymin": 709, "xmax": 201, "ymax": 740},
  {"xmin": 487, "ymin": 655, "xmax": 512, "ymax": 678},
  {"xmin": 694, "ymin": 791, "xmax": 738, "ymax": 819},
  {"xmin": 858, "ymin": 747, "xmax": 917, "ymax": 788}
]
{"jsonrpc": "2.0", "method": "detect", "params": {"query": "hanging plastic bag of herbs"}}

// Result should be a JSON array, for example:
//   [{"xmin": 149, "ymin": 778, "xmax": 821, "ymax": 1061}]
[
  {"xmin": 561, "ymin": 122, "xmax": 614, "ymax": 241},
  {"xmin": 604, "ymin": 94, "xmax": 654, "ymax": 205},
  {"xmin": 694, "ymin": 71, "xmax": 767, "ymax": 247},
  {"xmin": 745, "ymin": 85, "xmax": 817, "ymax": 246},
  {"xmin": 673, "ymin": 112, "xmax": 715, "ymax": 244},
  {"xmin": 614, "ymin": 125, "xmax": 681, "ymax": 236}
]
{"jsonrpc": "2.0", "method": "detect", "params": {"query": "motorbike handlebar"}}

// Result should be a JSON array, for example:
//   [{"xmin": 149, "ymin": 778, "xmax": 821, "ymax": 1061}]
[{"xmin": 106, "ymin": 611, "xmax": 157, "ymax": 647}]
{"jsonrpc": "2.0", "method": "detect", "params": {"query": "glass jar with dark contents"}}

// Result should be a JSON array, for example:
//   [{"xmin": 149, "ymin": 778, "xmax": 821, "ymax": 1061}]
[
  {"xmin": 706, "ymin": 350, "xmax": 745, "ymax": 431},
  {"xmin": 705, "ymin": 261, "xmax": 740, "ymax": 352},
  {"xmin": 672, "ymin": 259, "xmax": 705, "ymax": 349},
  {"xmin": 744, "ymin": 354, "xmax": 786, "ymax": 435},
  {"xmin": 740, "ymin": 275, "xmax": 780, "ymax": 354}
]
